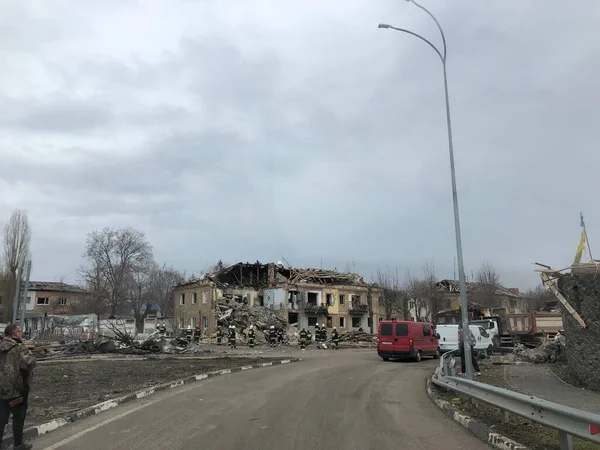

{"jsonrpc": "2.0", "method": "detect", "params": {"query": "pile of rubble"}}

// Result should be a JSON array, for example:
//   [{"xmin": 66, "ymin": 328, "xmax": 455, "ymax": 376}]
[
  {"xmin": 215, "ymin": 302, "xmax": 288, "ymax": 331},
  {"xmin": 512, "ymin": 334, "xmax": 566, "ymax": 364},
  {"xmin": 334, "ymin": 330, "xmax": 376, "ymax": 348}
]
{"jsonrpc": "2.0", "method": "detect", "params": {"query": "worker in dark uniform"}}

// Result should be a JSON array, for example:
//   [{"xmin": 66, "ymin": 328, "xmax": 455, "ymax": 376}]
[
  {"xmin": 320, "ymin": 325, "xmax": 327, "ymax": 344},
  {"xmin": 314, "ymin": 324, "xmax": 321, "ymax": 343},
  {"xmin": 185, "ymin": 325, "xmax": 193, "ymax": 343},
  {"xmin": 157, "ymin": 323, "xmax": 167, "ymax": 335},
  {"xmin": 216, "ymin": 325, "xmax": 224, "ymax": 345},
  {"xmin": 193, "ymin": 326, "xmax": 201, "ymax": 343},
  {"xmin": 331, "ymin": 327, "xmax": 340, "ymax": 349},
  {"xmin": 228, "ymin": 325, "xmax": 237, "ymax": 349},
  {"xmin": 306, "ymin": 329, "xmax": 312, "ymax": 347},
  {"xmin": 276, "ymin": 327, "xmax": 284, "ymax": 345},
  {"xmin": 247, "ymin": 325, "xmax": 256, "ymax": 348},
  {"xmin": 299, "ymin": 328, "xmax": 308, "ymax": 350},
  {"xmin": 268, "ymin": 325, "xmax": 277, "ymax": 348}
]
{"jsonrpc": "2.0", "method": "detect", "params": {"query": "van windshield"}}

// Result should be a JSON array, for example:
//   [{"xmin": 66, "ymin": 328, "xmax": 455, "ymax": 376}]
[
  {"xmin": 380, "ymin": 323, "xmax": 393, "ymax": 336},
  {"xmin": 396, "ymin": 324, "xmax": 409, "ymax": 336}
]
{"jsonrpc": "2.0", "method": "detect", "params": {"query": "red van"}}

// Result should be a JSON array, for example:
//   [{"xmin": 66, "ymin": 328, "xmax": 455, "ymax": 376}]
[{"xmin": 377, "ymin": 319, "xmax": 440, "ymax": 362}]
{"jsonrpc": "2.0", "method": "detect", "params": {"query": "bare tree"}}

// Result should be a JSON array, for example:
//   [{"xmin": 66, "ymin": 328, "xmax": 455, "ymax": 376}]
[
  {"xmin": 2, "ymin": 209, "xmax": 31, "ymax": 321},
  {"xmin": 473, "ymin": 260, "xmax": 500, "ymax": 307},
  {"xmin": 405, "ymin": 261, "xmax": 443, "ymax": 324},
  {"xmin": 146, "ymin": 263, "xmax": 186, "ymax": 317},
  {"xmin": 82, "ymin": 227, "xmax": 153, "ymax": 316},
  {"xmin": 126, "ymin": 264, "xmax": 153, "ymax": 333},
  {"xmin": 77, "ymin": 262, "xmax": 110, "ymax": 315},
  {"xmin": 526, "ymin": 284, "xmax": 556, "ymax": 311},
  {"xmin": 201, "ymin": 259, "xmax": 229, "ymax": 277},
  {"xmin": 374, "ymin": 266, "xmax": 404, "ymax": 320}
]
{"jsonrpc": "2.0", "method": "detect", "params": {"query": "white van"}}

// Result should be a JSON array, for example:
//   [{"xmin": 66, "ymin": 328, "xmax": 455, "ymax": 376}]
[{"xmin": 435, "ymin": 324, "xmax": 493, "ymax": 353}]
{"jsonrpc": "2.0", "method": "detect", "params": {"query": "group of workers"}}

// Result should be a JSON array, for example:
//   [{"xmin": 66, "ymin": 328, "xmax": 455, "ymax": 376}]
[
  {"xmin": 168, "ymin": 322, "xmax": 342, "ymax": 350},
  {"xmin": 183, "ymin": 325, "xmax": 202, "ymax": 344},
  {"xmin": 210, "ymin": 323, "xmax": 340, "ymax": 350}
]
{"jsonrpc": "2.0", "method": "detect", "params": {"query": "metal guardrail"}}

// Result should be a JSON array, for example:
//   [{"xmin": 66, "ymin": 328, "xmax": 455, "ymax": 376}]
[{"xmin": 432, "ymin": 351, "xmax": 600, "ymax": 450}]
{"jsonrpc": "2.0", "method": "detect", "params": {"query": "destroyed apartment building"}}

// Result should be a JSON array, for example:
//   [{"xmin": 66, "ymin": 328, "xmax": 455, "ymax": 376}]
[{"xmin": 173, "ymin": 261, "xmax": 381, "ymax": 335}]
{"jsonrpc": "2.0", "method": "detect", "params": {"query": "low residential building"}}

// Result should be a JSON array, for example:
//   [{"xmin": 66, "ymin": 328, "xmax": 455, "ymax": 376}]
[
  {"xmin": 0, "ymin": 281, "xmax": 89, "ymax": 333},
  {"xmin": 24, "ymin": 281, "xmax": 88, "ymax": 314},
  {"xmin": 173, "ymin": 262, "xmax": 381, "ymax": 335}
]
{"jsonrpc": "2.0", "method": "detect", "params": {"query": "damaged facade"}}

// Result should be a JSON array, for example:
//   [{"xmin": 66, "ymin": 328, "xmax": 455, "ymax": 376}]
[
  {"xmin": 173, "ymin": 262, "xmax": 381, "ymax": 335},
  {"xmin": 436, "ymin": 279, "xmax": 528, "ymax": 314}
]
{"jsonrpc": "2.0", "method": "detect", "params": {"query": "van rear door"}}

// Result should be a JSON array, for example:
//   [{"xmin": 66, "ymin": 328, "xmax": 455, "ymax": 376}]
[
  {"xmin": 422, "ymin": 323, "xmax": 437, "ymax": 355},
  {"xmin": 378, "ymin": 322, "xmax": 394, "ymax": 350},
  {"xmin": 393, "ymin": 322, "xmax": 410, "ymax": 353}
]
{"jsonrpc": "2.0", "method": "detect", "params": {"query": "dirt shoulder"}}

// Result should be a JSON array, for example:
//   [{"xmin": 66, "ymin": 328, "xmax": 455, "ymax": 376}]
[
  {"xmin": 433, "ymin": 358, "xmax": 600, "ymax": 450},
  {"xmin": 27, "ymin": 356, "xmax": 285, "ymax": 427}
]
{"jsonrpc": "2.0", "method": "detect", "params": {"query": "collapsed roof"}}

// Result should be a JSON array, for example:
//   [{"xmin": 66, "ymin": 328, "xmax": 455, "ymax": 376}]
[
  {"xmin": 436, "ymin": 279, "xmax": 521, "ymax": 298},
  {"xmin": 178, "ymin": 261, "xmax": 366, "ymax": 289}
]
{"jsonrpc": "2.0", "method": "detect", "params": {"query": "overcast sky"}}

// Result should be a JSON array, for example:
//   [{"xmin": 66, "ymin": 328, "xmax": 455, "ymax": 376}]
[{"xmin": 1, "ymin": 0, "xmax": 599, "ymax": 290}]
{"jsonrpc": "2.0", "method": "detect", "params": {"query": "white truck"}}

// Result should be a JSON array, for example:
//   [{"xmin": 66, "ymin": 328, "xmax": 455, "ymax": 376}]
[{"xmin": 436, "ymin": 324, "xmax": 494, "ymax": 353}]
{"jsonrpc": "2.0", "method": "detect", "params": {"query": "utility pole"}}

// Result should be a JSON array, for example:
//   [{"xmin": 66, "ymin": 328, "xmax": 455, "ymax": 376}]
[
  {"xmin": 19, "ymin": 261, "xmax": 32, "ymax": 327},
  {"xmin": 11, "ymin": 267, "xmax": 21, "ymax": 323},
  {"xmin": 379, "ymin": 0, "xmax": 473, "ymax": 378}
]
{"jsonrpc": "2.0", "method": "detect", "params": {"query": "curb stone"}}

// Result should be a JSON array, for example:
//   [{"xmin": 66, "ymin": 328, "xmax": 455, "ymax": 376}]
[
  {"xmin": 426, "ymin": 378, "xmax": 528, "ymax": 450},
  {"xmin": 2, "ymin": 358, "xmax": 300, "ymax": 449}
]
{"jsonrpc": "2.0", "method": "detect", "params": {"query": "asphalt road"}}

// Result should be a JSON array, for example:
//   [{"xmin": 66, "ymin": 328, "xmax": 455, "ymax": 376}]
[{"xmin": 33, "ymin": 350, "xmax": 488, "ymax": 450}]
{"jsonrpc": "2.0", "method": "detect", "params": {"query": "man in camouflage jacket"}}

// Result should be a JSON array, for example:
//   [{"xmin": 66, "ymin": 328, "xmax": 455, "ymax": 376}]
[{"xmin": 0, "ymin": 324, "xmax": 36, "ymax": 449}]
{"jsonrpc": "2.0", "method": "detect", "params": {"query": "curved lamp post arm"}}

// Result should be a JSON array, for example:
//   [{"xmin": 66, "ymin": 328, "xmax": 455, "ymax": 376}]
[
  {"xmin": 378, "ymin": 24, "xmax": 443, "ymax": 63},
  {"xmin": 409, "ymin": 0, "xmax": 447, "ymax": 62}
]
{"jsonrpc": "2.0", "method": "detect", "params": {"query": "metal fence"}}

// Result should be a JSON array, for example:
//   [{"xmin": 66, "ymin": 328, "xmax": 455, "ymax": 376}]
[{"xmin": 432, "ymin": 350, "xmax": 600, "ymax": 450}]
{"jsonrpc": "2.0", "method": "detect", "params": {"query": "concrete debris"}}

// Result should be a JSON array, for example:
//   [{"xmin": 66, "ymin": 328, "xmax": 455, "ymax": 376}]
[
  {"xmin": 512, "ymin": 334, "xmax": 566, "ymax": 364},
  {"xmin": 329, "ymin": 330, "xmax": 376, "ymax": 348},
  {"xmin": 215, "ymin": 302, "xmax": 288, "ymax": 331}
]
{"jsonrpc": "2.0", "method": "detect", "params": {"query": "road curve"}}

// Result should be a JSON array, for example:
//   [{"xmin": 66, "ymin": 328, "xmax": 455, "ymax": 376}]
[{"xmin": 34, "ymin": 350, "xmax": 488, "ymax": 450}]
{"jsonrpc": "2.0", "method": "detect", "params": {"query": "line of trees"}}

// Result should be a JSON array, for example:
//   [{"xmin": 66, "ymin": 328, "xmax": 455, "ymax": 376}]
[
  {"xmin": 78, "ymin": 227, "xmax": 188, "ymax": 332},
  {"xmin": 373, "ymin": 259, "xmax": 556, "ymax": 323}
]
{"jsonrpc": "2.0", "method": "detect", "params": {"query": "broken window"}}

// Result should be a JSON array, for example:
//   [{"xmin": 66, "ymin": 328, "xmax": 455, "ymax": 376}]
[
  {"xmin": 326, "ymin": 293, "xmax": 334, "ymax": 306},
  {"xmin": 307, "ymin": 292, "xmax": 318, "ymax": 305},
  {"xmin": 57, "ymin": 297, "xmax": 68, "ymax": 306},
  {"xmin": 339, "ymin": 294, "xmax": 345, "ymax": 305},
  {"xmin": 308, "ymin": 316, "xmax": 318, "ymax": 327},
  {"xmin": 352, "ymin": 316, "xmax": 361, "ymax": 328},
  {"xmin": 37, "ymin": 297, "xmax": 49, "ymax": 305},
  {"xmin": 326, "ymin": 316, "xmax": 333, "ymax": 328},
  {"xmin": 202, "ymin": 316, "xmax": 208, "ymax": 328},
  {"xmin": 192, "ymin": 293, "xmax": 198, "ymax": 304},
  {"xmin": 179, "ymin": 293, "xmax": 185, "ymax": 305},
  {"xmin": 339, "ymin": 316, "xmax": 345, "ymax": 328},
  {"xmin": 202, "ymin": 292, "xmax": 208, "ymax": 304},
  {"xmin": 351, "ymin": 294, "xmax": 361, "ymax": 306},
  {"xmin": 288, "ymin": 312, "xmax": 298, "ymax": 325}
]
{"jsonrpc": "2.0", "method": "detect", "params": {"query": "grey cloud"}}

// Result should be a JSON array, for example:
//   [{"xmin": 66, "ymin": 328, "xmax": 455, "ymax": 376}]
[
  {"xmin": 10, "ymin": 98, "xmax": 113, "ymax": 132},
  {"xmin": 1, "ymin": 0, "xmax": 599, "ymax": 290}
]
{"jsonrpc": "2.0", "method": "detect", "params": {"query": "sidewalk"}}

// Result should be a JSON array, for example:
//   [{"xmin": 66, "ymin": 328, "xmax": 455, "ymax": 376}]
[{"xmin": 504, "ymin": 364, "xmax": 600, "ymax": 414}]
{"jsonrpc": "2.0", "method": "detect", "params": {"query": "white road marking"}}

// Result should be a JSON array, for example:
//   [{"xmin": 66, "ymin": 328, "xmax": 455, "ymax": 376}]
[{"xmin": 44, "ymin": 383, "xmax": 202, "ymax": 449}]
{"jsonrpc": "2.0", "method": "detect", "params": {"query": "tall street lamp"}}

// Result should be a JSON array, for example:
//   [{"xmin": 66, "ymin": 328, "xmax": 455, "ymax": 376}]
[{"xmin": 379, "ymin": 0, "xmax": 474, "ymax": 379}]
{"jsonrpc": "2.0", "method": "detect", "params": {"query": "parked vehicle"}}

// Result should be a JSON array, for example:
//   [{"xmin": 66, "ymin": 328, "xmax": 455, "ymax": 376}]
[
  {"xmin": 377, "ymin": 319, "xmax": 440, "ymax": 362},
  {"xmin": 436, "ymin": 324, "xmax": 494, "ymax": 353},
  {"xmin": 471, "ymin": 312, "xmax": 563, "ymax": 347}
]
